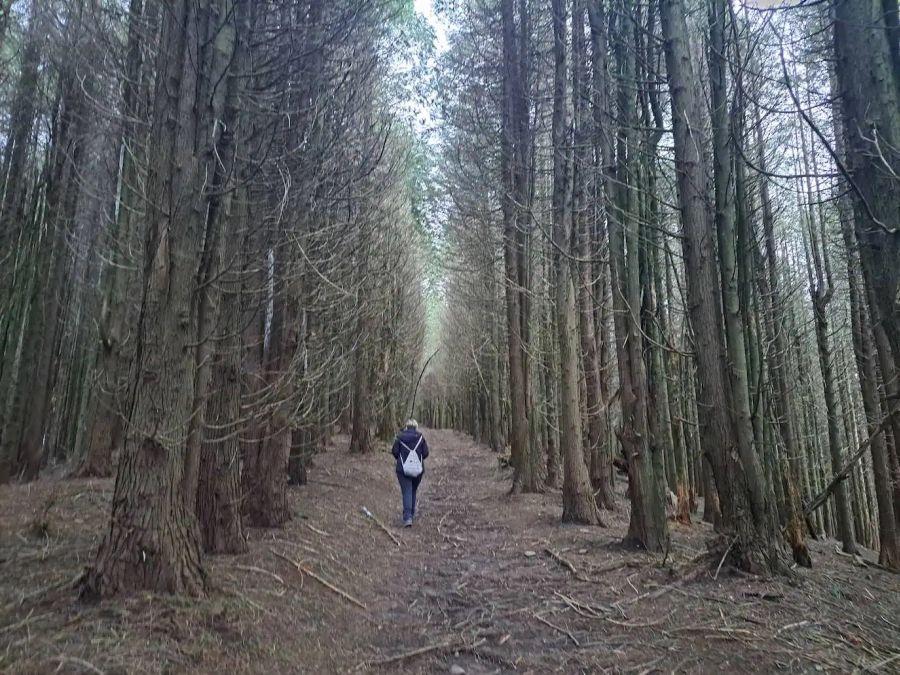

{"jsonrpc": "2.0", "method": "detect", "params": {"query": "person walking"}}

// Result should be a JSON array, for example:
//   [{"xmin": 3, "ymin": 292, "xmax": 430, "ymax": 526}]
[{"xmin": 392, "ymin": 420, "xmax": 429, "ymax": 527}]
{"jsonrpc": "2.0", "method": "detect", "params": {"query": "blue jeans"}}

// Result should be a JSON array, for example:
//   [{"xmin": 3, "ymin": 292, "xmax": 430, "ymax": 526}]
[{"xmin": 396, "ymin": 470, "xmax": 423, "ymax": 521}]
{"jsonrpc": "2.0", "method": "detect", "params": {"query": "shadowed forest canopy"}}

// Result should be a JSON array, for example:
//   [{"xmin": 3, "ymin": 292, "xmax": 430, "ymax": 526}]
[{"xmin": 0, "ymin": 0, "xmax": 898, "ymax": 670}]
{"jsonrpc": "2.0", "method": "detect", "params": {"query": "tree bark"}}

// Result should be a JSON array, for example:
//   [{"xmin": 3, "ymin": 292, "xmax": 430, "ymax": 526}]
[
  {"xmin": 77, "ymin": 0, "xmax": 153, "ymax": 479},
  {"xmin": 81, "ymin": 0, "xmax": 244, "ymax": 599},
  {"xmin": 606, "ymin": 0, "xmax": 667, "ymax": 551},
  {"xmin": 754, "ymin": 108, "xmax": 811, "ymax": 567},
  {"xmin": 501, "ymin": 0, "xmax": 540, "ymax": 492},
  {"xmin": 833, "ymin": 0, "xmax": 900, "ymax": 373},
  {"xmin": 551, "ymin": 0, "xmax": 600, "ymax": 525},
  {"xmin": 660, "ymin": 0, "xmax": 782, "ymax": 572}
]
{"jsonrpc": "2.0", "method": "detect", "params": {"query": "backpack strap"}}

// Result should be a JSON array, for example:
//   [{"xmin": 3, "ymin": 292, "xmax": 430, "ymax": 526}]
[{"xmin": 399, "ymin": 436, "xmax": 423, "ymax": 457}]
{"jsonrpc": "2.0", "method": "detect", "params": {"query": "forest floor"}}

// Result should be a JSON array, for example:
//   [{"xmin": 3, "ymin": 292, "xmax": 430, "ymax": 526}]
[{"xmin": 1, "ymin": 429, "xmax": 899, "ymax": 674}]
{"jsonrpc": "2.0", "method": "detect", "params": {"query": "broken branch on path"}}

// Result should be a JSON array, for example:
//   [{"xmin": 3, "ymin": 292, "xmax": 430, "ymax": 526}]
[
  {"xmin": 306, "ymin": 523, "xmax": 330, "ymax": 537},
  {"xmin": 603, "ymin": 610, "xmax": 674, "ymax": 628},
  {"xmin": 272, "ymin": 550, "xmax": 367, "ymax": 610},
  {"xmin": 805, "ymin": 406, "xmax": 898, "ymax": 516},
  {"xmin": 234, "ymin": 565, "xmax": 285, "ymax": 586},
  {"xmin": 362, "ymin": 637, "xmax": 486, "ymax": 668},
  {"xmin": 532, "ymin": 612, "xmax": 581, "ymax": 646},
  {"xmin": 554, "ymin": 591, "xmax": 613, "ymax": 618},
  {"xmin": 544, "ymin": 548, "xmax": 585, "ymax": 580},
  {"xmin": 361, "ymin": 506, "xmax": 401, "ymax": 547}
]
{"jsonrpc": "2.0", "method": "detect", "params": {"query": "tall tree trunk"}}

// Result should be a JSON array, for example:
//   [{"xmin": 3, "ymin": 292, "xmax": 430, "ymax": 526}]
[
  {"xmin": 77, "ymin": 0, "xmax": 153, "ymax": 478},
  {"xmin": 0, "ymin": 6, "xmax": 43, "ymax": 481},
  {"xmin": 798, "ymin": 114, "xmax": 858, "ymax": 554},
  {"xmin": 195, "ymin": 8, "xmax": 250, "ymax": 550},
  {"xmin": 575, "ymin": 0, "xmax": 612, "ymax": 511},
  {"xmin": 660, "ymin": 0, "xmax": 782, "ymax": 572},
  {"xmin": 832, "ymin": 91, "xmax": 899, "ymax": 567},
  {"xmin": 833, "ymin": 0, "xmax": 900, "ymax": 373},
  {"xmin": 81, "ymin": 0, "xmax": 243, "ymax": 599},
  {"xmin": 587, "ymin": 1, "xmax": 617, "ymax": 509},
  {"xmin": 551, "ymin": 0, "xmax": 599, "ymax": 525},
  {"xmin": 15, "ymin": 68, "xmax": 88, "ymax": 479},
  {"xmin": 501, "ymin": 0, "xmax": 540, "ymax": 492},
  {"xmin": 754, "ymin": 108, "xmax": 811, "ymax": 567},
  {"xmin": 607, "ymin": 0, "xmax": 667, "ymax": 551},
  {"xmin": 245, "ymin": 247, "xmax": 294, "ymax": 527},
  {"xmin": 198, "ymin": 215, "xmax": 247, "ymax": 552},
  {"xmin": 708, "ymin": 0, "xmax": 772, "ymax": 538}
]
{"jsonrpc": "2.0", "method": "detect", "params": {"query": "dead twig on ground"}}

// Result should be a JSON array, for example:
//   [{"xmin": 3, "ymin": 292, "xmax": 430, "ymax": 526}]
[
  {"xmin": 544, "ymin": 548, "xmax": 584, "ymax": 580},
  {"xmin": 306, "ymin": 523, "xmax": 330, "ymax": 537},
  {"xmin": 308, "ymin": 478, "xmax": 351, "ymax": 489},
  {"xmin": 0, "ymin": 609, "xmax": 51, "ymax": 635},
  {"xmin": 361, "ymin": 507, "xmax": 401, "ymax": 547},
  {"xmin": 533, "ymin": 612, "xmax": 580, "ymax": 646},
  {"xmin": 629, "ymin": 656, "xmax": 664, "ymax": 674},
  {"xmin": 742, "ymin": 591, "xmax": 784, "ymax": 601},
  {"xmin": 713, "ymin": 537, "xmax": 737, "ymax": 580},
  {"xmin": 361, "ymin": 636, "xmax": 486, "ymax": 668},
  {"xmin": 614, "ymin": 583, "xmax": 674, "ymax": 609},
  {"xmin": 272, "ymin": 550, "xmax": 367, "ymax": 610},
  {"xmin": 553, "ymin": 591, "xmax": 613, "ymax": 618},
  {"xmin": 235, "ymin": 565, "xmax": 285, "ymax": 585},
  {"xmin": 853, "ymin": 652, "xmax": 900, "ymax": 673},
  {"xmin": 604, "ymin": 611, "xmax": 674, "ymax": 628},
  {"xmin": 593, "ymin": 559, "xmax": 646, "ymax": 574},
  {"xmin": 1, "ymin": 573, "xmax": 79, "ymax": 615},
  {"xmin": 54, "ymin": 655, "xmax": 105, "ymax": 674},
  {"xmin": 363, "ymin": 639, "xmax": 454, "ymax": 667}
]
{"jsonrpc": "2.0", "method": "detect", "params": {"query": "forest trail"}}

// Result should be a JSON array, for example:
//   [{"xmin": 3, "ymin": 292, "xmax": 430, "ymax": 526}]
[{"xmin": 2, "ymin": 429, "xmax": 899, "ymax": 674}]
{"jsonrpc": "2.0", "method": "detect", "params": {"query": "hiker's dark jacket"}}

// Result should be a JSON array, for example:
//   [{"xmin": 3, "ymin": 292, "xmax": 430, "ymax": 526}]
[{"xmin": 392, "ymin": 428, "xmax": 429, "ymax": 474}]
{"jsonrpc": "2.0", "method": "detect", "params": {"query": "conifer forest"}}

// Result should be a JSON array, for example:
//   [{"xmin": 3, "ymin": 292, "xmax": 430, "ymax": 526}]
[{"xmin": 0, "ymin": 0, "xmax": 898, "ymax": 672}]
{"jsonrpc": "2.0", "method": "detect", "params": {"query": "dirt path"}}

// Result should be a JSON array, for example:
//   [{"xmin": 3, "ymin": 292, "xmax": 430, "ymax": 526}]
[{"xmin": 1, "ymin": 429, "xmax": 899, "ymax": 673}]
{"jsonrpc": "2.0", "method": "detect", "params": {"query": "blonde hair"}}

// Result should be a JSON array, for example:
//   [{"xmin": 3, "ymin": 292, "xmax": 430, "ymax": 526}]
[{"xmin": 405, "ymin": 419, "xmax": 418, "ymax": 429}]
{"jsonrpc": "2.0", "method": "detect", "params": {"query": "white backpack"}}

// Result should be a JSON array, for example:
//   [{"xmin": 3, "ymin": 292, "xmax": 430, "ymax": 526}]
[{"xmin": 400, "ymin": 436, "xmax": 423, "ymax": 478}]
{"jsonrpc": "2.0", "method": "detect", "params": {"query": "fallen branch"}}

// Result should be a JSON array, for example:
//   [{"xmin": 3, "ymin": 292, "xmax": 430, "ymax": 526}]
[
  {"xmin": 593, "ymin": 559, "xmax": 646, "ymax": 574},
  {"xmin": 0, "ymin": 609, "xmax": 50, "ymax": 635},
  {"xmin": 834, "ymin": 545, "xmax": 872, "ymax": 569},
  {"xmin": 713, "ymin": 537, "xmax": 737, "ymax": 580},
  {"xmin": 272, "ymin": 550, "xmax": 367, "ymax": 610},
  {"xmin": 361, "ymin": 507, "xmax": 401, "ymax": 547},
  {"xmin": 805, "ymin": 406, "xmax": 898, "ymax": 515},
  {"xmin": 308, "ymin": 478, "xmax": 351, "ymax": 489},
  {"xmin": 364, "ymin": 639, "xmax": 455, "ymax": 667},
  {"xmin": 306, "ymin": 523, "xmax": 330, "ymax": 537},
  {"xmin": 553, "ymin": 591, "xmax": 613, "ymax": 619},
  {"xmin": 856, "ymin": 652, "xmax": 900, "ymax": 673},
  {"xmin": 362, "ymin": 637, "xmax": 486, "ymax": 668},
  {"xmin": 533, "ymin": 612, "xmax": 580, "ymax": 646},
  {"xmin": 544, "ymin": 548, "xmax": 582, "ymax": 579},
  {"xmin": 604, "ymin": 610, "xmax": 674, "ymax": 628},
  {"xmin": 742, "ymin": 591, "xmax": 784, "ymax": 602},
  {"xmin": 1, "ymin": 573, "xmax": 79, "ymax": 615},
  {"xmin": 54, "ymin": 656, "xmax": 105, "ymax": 675},
  {"xmin": 235, "ymin": 565, "xmax": 285, "ymax": 585}
]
